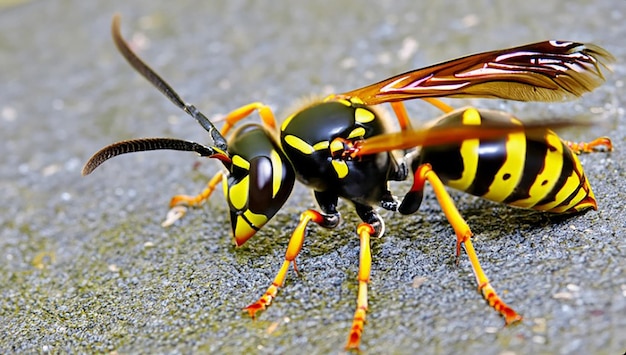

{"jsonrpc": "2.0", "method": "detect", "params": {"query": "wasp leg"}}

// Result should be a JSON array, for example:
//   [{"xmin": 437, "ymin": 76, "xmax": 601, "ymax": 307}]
[
  {"xmin": 244, "ymin": 209, "xmax": 339, "ymax": 318},
  {"xmin": 389, "ymin": 99, "xmax": 454, "ymax": 133},
  {"xmin": 161, "ymin": 171, "xmax": 224, "ymax": 227},
  {"xmin": 412, "ymin": 163, "xmax": 522, "ymax": 325},
  {"xmin": 564, "ymin": 136, "xmax": 613, "ymax": 154},
  {"xmin": 389, "ymin": 101, "xmax": 413, "ymax": 131},
  {"xmin": 345, "ymin": 223, "xmax": 374, "ymax": 351},
  {"xmin": 422, "ymin": 98, "xmax": 454, "ymax": 113},
  {"xmin": 219, "ymin": 101, "xmax": 278, "ymax": 135},
  {"xmin": 388, "ymin": 99, "xmax": 454, "ymax": 133}
]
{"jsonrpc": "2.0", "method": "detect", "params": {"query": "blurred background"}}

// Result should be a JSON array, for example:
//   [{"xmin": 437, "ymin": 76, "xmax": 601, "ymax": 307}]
[{"xmin": 1, "ymin": 0, "xmax": 624, "ymax": 353}]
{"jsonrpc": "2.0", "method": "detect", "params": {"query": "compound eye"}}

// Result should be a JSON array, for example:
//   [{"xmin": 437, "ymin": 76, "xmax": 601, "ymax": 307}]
[
  {"xmin": 247, "ymin": 156, "xmax": 274, "ymax": 213},
  {"xmin": 224, "ymin": 153, "xmax": 295, "ymax": 247}
]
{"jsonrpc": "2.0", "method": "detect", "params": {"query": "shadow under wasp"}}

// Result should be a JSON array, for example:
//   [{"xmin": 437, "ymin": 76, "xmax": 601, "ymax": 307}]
[{"xmin": 83, "ymin": 14, "xmax": 614, "ymax": 350}]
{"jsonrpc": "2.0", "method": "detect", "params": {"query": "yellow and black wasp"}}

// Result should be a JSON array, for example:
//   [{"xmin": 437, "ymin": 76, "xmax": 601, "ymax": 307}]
[{"xmin": 83, "ymin": 14, "xmax": 614, "ymax": 350}]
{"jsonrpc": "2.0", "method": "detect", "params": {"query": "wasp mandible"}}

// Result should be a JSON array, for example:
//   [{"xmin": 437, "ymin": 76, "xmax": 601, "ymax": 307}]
[{"xmin": 83, "ymin": 14, "xmax": 614, "ymax": 350}]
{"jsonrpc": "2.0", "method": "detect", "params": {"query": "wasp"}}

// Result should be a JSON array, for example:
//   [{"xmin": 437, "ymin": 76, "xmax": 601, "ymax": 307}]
[{"xmin": 83, "ymin": 14, "xmax": 614, "ymax": 350}]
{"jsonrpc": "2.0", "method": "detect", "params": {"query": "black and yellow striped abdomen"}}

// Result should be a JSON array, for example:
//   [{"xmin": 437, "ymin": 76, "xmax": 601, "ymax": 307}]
[{"xmin": 417, "ymin": 108, "xmax": 596, "ymax": 213}]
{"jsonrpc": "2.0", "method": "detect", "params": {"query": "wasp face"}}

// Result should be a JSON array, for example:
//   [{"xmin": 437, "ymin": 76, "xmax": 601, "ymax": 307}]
[{"xmin": 224, "ymin": 124, "xmax": 295, "ymax": 245}]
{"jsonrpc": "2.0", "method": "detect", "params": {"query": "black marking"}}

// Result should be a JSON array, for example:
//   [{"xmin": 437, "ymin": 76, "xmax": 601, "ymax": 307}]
[
  {"xmin": 535, "ymin": 141, "xmax": 576, "ymax": 208},
  {"xmin": 417, "ymin": 144, "xmax": 464, "ymax": 184},
  {"xmin": 466, "ymin": 138, "xmax": 508, "ymax": 197},
  {"xmin": 504, "ymin": 134, "xmax": 550, "ymax": 204}
]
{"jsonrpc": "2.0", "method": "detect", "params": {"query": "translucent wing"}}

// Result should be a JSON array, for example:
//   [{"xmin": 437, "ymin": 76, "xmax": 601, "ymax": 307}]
[
  {"xmin": 339, "ymin": 41, "xmax": 614, "ymax": 105},
  {"xmin": 352, "ymin": 108, "xmax": 592, "ymax": 156}
]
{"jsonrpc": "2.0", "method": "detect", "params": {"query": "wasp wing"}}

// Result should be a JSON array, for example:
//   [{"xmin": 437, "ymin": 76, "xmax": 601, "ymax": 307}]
[
  {"xmin": 353, "ymin": 108, "xmax": 592, "ymax": 156},
  {"xmin": 339, "ymin": 41, "xmax": 613, "ymax": 105}
]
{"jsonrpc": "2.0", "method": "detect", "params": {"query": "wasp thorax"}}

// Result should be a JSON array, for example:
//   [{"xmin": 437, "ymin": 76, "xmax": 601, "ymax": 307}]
[{"xmin": 279, "ymin": 100, "xmax": 387, "ymax": 189}]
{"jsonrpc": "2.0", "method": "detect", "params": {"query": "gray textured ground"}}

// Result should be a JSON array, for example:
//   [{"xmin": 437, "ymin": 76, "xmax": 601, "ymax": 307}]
[{"xmin": 1, "ymin": 0, "xmax": 625, "ymax": 354}]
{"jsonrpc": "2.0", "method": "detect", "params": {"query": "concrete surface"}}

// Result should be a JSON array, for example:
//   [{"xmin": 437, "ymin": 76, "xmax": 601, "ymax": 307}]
[{"xmin": 1, "ymin": 0, "xmax": 625, "ymax": 354}]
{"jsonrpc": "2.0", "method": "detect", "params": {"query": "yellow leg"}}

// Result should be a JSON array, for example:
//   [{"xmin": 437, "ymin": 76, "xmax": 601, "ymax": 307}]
[
  {"xmin": 345, "ymin": 223, "xmax": 374, "ymax": 351},
  {"xmin": 422, "ymin": 97, "xmax": 454, "ymax": 113},
  {"xmin": 161, "ymin": 171, "xmax": 224, "ymax": 227},
  {"xmin": 219, "ymin": 101, "xmax": 278, "ymax": 135},
  {"xmin": 387, "ymin": 99, "xmax": 453, "ymax": 137},
  {"xmin": 388, "ymin": 99, "xmax": 453, "ymax": 132},
  {"xmin": 244, "ymin": 210, "xmax": 325, "ymax": 317},
  {"xmin": 390, "ymin": 101, "xmax": 413, "ymax": 131},
  {"xmin": 564, "ymin": 136, "xmax": 613, "ymax": 154},
  {"xmin": 412, "ymin": 163, "xmax": 522, "ymax": 325}
]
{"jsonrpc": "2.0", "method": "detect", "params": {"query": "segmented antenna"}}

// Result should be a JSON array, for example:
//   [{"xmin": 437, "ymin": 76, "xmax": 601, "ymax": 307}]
[{"xmin": 111, "ymin": 14, "xmax": 228, "ymax": 152}]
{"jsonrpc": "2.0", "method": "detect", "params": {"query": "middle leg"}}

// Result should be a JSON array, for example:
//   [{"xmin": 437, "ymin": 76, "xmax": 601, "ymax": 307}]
[
  {"xmin": 405, "ymin": 163, "xmax": 522, "ymax": 325},
  {"xmin": 244, "ymin": 209, "xmax": 340, "ymax": 317}
]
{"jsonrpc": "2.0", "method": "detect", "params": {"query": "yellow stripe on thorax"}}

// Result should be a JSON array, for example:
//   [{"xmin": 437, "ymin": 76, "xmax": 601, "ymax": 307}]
[
  {"xmin": 331, "ymin": 160, "xmax": 349, "ymax": 178},
  {"xmin": 284, "ymin": 134, "xmax": 314, "ymax": 154},
  {"xmin": 355, "ymin": 107, "xmax": 375, "ymax": 123}
]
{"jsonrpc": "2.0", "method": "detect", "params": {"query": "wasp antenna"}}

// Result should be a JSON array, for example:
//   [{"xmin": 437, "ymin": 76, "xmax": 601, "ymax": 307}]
[
  {"xmin": 82, "ymin": 137, "xmax": 219, "ymax": 176},
  {"xmin": 110, "ymin": 14, "xmax": 229, "ymax": 152}
]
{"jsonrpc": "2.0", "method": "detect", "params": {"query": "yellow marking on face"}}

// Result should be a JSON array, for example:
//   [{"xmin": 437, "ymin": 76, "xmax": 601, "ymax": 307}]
[
  {"xmin": 270, "ymin": 150, "xmax": 282, "ymax": 197},
  {"xmin": 284, "ymin": 134, "xmax": 314, "ymax": 154},
  {"xmin": 229, "ymin": 176, "xmax": 249, "ymax": 210},
  {"xmin": 234, "ymin": 215, "xmax": 256, "ymax": 245},
  {"xmin": 313, "ymin": 141, "xmax": 330, "ymax": 151},
  {"xmin": 355, "ymin": 107, "xmax": 375, "ymax": 123},
  {"xmin": 244, "ymin": 210, "xmax": 268, "ymax": 229},
  {"xmin": 348, "ymin": 127, "xmax": 366, "ymax": 139},
  {"xmin": 331, "ymin": 160, "xmax": 349, "ymax": 179},
  {"xmin": 510, "ymin": 132, "xmax": 563, "ymax": 208},
  {"xmin": 280, "ymin": 113, "xmax": 296, "ymax": 131},
  {"xmin": 232, "ymin": 155, "xmax": 250, "ymax": 170}
]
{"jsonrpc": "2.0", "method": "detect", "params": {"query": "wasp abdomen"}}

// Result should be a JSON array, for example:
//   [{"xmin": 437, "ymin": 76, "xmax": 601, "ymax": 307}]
[{"xmin": 418, "ymin": 108, "xmax": 596, "ymax": 213}]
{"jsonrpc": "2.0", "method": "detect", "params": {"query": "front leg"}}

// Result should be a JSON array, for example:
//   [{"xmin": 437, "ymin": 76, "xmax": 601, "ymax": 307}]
[
  {"xmin": 244, "ymin": 207, "xmax": 340, "ymax": 317},
  {"xmin": 161, "ymin": 171, "xmax": 224, "ymax": 227}
]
